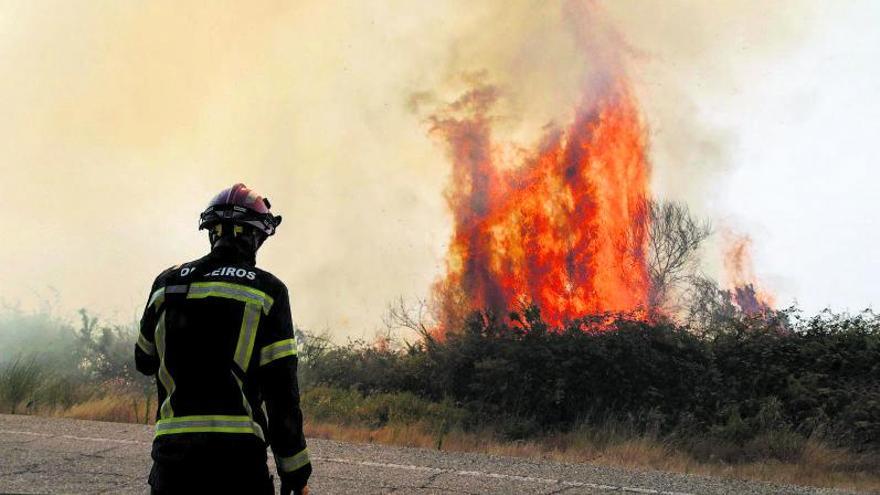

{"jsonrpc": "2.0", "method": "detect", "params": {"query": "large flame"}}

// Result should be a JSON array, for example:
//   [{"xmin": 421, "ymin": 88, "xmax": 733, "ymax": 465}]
[{"xmin": 430, "ymin": 77, "xmax": 652, "ymax": 331}]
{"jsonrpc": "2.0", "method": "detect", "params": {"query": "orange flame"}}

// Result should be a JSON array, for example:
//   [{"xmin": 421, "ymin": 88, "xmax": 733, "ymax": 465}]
[
  {"xmin": 429, "ymin": 78, "xmax": 651, "ymax": 331},
  {"xmin": 723, "ymin": 233, "xmax": 775, "ymax": 315}
]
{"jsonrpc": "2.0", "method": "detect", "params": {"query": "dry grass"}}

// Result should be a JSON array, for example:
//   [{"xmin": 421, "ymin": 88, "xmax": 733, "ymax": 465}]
[
  {"xmin": 694, "ymin": 442, "xmax": 880, "ymax": 494},
  {"xmin": 304, "ymin": 421, "xmax": 880, "ymax": 493},
  {"xmin": 56, "ymin": 394, "xmax": 153, "ymax": 424}
]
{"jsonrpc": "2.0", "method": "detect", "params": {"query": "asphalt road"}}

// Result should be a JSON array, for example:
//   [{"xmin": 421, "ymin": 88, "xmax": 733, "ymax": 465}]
[{"xmin": 0, "ymin": 414, "xmax": 867, "ymax": 494}]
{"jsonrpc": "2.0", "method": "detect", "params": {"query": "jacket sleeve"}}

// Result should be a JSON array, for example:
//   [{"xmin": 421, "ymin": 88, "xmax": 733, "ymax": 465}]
[
  {"xmin": 135, "ymin": 278, "xmax": 162, "ymax": 376},
  {"xmin": 257, "ymin": 286, "xmax": 311, "ymax": 490}
]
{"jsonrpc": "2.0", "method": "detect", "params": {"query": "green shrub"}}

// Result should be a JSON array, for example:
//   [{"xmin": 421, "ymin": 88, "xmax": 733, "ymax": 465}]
[
  {"xmin": 301, "ymin": 386, "xmax": 467, "ymax": 432},
  {"xmin": 300, "ymin": 307, "xmax": 880, "ymax": 451},
  {"xmin": 0, "ymin": 356, "xmax": 44, "ymax": 413},
  {"xmin": 35, "ymin": 374, "xmax": 95, "ymax": 410}
]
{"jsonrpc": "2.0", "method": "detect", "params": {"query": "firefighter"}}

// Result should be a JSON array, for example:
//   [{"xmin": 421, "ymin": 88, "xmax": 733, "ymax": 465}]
[{"xmin": 135, "ymin": 183, "xmax": 312, "ymax": 494}]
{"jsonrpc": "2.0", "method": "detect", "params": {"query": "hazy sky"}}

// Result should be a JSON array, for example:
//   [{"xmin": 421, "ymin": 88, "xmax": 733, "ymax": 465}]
[{"xmin": 1, "ymin": 1, "xmax": 877, "ymax": 338}]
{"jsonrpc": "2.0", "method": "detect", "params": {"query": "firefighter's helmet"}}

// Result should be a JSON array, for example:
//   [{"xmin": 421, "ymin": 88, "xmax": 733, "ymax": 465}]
[{"xmin": 199, "ymin": 183, "xmax": 282, "ymax": 237}]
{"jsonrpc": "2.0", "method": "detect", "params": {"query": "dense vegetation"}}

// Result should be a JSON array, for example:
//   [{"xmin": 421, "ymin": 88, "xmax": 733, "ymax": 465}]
[
  {"xmin": 0, "ymin": 307, "xmax": 152, "ymax": 418},
  {"xmin": 2, "ymin": 304, "xmax": 878, "ymax": 465},
  {"xmin": 300, "ymin": 306, "xmax": 880, "ymax": 459}
]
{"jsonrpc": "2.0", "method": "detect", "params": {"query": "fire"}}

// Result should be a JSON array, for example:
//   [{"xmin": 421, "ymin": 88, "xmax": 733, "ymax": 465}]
[
  {"xmin": 429, "ymin": 78, "xmax": 652, "ymax": 331},
  {"xmin": 723, "ymin": 233, "xmax": 775, "ymax": 315}
]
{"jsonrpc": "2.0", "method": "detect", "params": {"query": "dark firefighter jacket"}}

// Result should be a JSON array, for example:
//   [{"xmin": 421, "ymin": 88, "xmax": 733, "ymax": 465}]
[{"xmin": 135, "ymin": 247, "xmax": 311, "ymax": 492}]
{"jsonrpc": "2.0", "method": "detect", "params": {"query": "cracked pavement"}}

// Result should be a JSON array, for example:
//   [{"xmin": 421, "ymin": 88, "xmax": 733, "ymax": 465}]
[{"xmin": 0, "ymin": 414, "xmax": 867, "ymax": 494}]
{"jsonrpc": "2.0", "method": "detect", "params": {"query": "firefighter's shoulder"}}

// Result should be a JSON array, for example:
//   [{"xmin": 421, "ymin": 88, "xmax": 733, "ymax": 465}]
[
  {"xmin": 151, "ymin": 264, "xmax": 181, "ymax": 287},
  {"xmin": 250, "ymin": 266, "xmax": 287, "ymax": 293},
  {"xmin": 152, "ymin": 258, "xmax": 202, "ymax": 287}
]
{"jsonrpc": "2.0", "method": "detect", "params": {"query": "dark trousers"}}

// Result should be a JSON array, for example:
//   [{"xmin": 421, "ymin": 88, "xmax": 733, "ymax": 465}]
[
  {"xmin": 149, "ymin": 434, "xmax": 273, "ymax": 494},
  {"xmin": 148, "ymin": 460, "xmax": 274, "ymax": 494}
]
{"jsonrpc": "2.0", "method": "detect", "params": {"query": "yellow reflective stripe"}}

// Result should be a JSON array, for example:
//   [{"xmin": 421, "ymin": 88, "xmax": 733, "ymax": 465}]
[
  {"xmin": 147, "ymin": 287, "xmax": 165, "ymax": 309},
  {"xmin": 187, "ymin": 282, "xmax": 274, "ymax": 314},
  {"xmin": 157, "ymin": 426, "xmax": 256, "ymax": 435},
  {"xmin": 155, "ymin": 415, "xmax": 264, "ymax": 440},
  {"xmin": 158, "ymin": 414, "xmax": 256, "ymax": 422},
  {"xmin": 234, "ymin": 303, "xmax": 262, "ymax": 371},
  {"xmin": 155, "ymin": 312, "xmax": 175, "ymax": 419},
  {"xmin": 276, "ymin": 448, "xmax": 310, "ymax": 473},
  {"xmin": 231, "ymin": 371, "xmax": 264, "ymax": 439},
  {"xmin": 260, "ymin": 338, "xmax": 297, "ymax": 366},
  {"xmin": 137, "ymin": 332, "xmax": 156, "ymax": 356},
  {"xmin": 156, "ymin": 426, "xmax": 254, "ymax": 439}
]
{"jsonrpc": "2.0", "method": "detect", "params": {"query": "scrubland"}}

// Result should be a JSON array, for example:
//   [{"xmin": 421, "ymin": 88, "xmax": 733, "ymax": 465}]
[{"xmin": 2, "ymin": 306, "xmax": 879, "ymax": 492}]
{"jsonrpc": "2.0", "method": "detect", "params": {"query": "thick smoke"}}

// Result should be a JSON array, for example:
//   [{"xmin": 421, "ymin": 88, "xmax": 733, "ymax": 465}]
[{"xmin": 0, "ymin": 1, "xmax": 820, "ymax": 337}]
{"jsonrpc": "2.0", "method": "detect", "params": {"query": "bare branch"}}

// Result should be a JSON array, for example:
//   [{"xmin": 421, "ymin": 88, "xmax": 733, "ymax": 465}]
[
  {"xmin": 383, "ymin": 296, "xmax": 436, "ymax": 345},
  {"xmin": 645, "ymin": 200, "xmax": 712, "ymax": 311}
]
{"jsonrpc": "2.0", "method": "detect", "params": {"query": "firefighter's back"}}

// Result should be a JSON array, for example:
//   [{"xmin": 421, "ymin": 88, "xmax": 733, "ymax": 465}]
[{"xmin": 143, "ymin": 253, "xmax": 283, "ymax": 493}]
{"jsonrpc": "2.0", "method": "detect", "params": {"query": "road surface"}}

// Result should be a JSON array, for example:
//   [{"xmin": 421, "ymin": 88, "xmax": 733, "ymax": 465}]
[{"xmin": 0, "ymin": 414, "xmax": 865, "ymax": 494}]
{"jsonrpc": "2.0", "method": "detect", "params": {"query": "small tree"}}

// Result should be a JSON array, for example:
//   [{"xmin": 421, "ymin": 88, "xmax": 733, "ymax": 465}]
[
  {"xmin": 384, "ymin": 297, "xmax": 437, "ymax": 348},
  {"xmin": 645, "ymin": 200, "xmax": 712, "ymax": 313},
  {"xmin": 75, "ymin": 310, "xmax": 149, "ymax": 388},
  {"xmin": 683, "ymin": 275, "xmax": 741, "ymax": 336}
]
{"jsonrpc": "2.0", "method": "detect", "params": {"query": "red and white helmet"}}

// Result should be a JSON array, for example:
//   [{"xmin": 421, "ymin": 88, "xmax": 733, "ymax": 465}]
[{"xmin": 198, "ymin": 183, "xmax": 282, "ymax": 237}]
